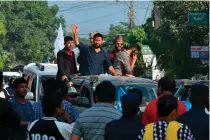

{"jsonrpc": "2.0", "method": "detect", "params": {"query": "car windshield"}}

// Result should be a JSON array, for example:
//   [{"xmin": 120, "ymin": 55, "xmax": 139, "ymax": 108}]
[
  {"xmin": 38, "ymin": 75, "xmax": 56, "ymax": 101},
  {"xmin": 115, "ymin": 84, "xmax": 157, "ymax": 107}
]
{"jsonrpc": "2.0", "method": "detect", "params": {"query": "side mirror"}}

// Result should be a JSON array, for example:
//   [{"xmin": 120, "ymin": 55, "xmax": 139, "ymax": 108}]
[{"xmin": 25, "ymin": 91, "xmax": 34, "ymax": 100}]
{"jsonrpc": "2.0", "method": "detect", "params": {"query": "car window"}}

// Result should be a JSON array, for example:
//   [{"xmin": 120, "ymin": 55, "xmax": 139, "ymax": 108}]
[{"xmin": 116, "ymin": 85, "xmax": 157, "ymax": 109}]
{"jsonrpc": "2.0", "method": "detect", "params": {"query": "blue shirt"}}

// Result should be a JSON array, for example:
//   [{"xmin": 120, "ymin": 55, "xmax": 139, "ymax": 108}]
[
  {"xmin": 30, "ymin": 100, "xmax": 79, "ymax": 123},
  {"xmin": 9, "ymin": 97, "xmax": 32, "ymax": 121},
  {"xmin": 77, "ymin": 43, "xmax": 112, "ymax": 76}
]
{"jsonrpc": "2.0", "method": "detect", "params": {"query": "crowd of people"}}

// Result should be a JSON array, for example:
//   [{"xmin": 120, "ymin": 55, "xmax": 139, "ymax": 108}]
[
  {"xmin": 0, "ymin": 70, "xmax": 209, "ymax": 140},
  {"xmin": 0, "ymin": 24, "xmax": 209, "ymax": 140}
]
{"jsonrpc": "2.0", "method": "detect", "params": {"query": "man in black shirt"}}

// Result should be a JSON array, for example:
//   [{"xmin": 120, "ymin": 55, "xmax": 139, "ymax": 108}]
[
  {"xmin": 28, "ymin": 85, "xmax": 73, "ymax": 140},
  {"xmin": 177, "ymin": 84, "xmax": 209, "ymax": 140},
  {"xmin": 0, "ymin": 98, "xmax": 20, "ymax": 140},
  {"xmin": 105, "ymin": 93, "xmax": 144, "ymax": 140}
]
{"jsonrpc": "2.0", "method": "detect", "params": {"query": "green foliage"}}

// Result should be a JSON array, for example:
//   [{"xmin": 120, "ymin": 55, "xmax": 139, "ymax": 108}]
[
  {"xmin": 0, "ymin": 1, "xmax": 66, "ymax": 70},
  {"xmin": 143, "ymin": 1, "xmax": 209, "ymax": 78}
]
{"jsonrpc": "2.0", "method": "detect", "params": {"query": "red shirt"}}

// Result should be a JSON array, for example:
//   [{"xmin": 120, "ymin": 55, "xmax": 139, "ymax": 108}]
[
  {"xmin": 142, "ymin": 96, "xmax": 187, "ymax": 125},
  {"xmin": 66, "ymin": 50, "xmax": 77, "ymax": 75}
]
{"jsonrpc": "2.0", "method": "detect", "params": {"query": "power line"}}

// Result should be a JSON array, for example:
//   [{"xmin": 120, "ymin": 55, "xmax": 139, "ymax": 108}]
[
  {"xmin": 75, "ymin": 9, "xmax": 124, "ymax": 25},
  {"xmin": 124, "ymin": 1, "xmax": 140, "ymax": 26},
  {"xmin": 58, "ymin": 2, "xmax": 99, "ymax": 12},
  {"xmin": 142, "ymin": 1, "xmax": 150, "ymax": 25}
]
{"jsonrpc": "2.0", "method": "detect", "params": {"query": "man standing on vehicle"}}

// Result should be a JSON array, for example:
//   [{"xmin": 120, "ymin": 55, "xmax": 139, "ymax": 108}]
[
  {"xmin": 56, "ymin": 36, "xmax": 77, "ymax": 86},
  {"xmin": 77, "ymin": 32, "xmax": 95, "ymax": 73},
  {"xmin": 71, "ymin": 24, "xmax": 116, "ymax": 76},
  {"xmin": 109, "ymin": 35, "xmax": 124, "ymax": 64}
]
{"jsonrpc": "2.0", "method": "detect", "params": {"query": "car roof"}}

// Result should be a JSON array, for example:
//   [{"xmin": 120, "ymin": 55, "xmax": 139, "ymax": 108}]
[
  {"xmin": 72, "ymin": 75, "xmax": 157, "ymax": 85},
  {"xmin": 23, "ymin": 63, "xmax": 57, "ymax": 76}
]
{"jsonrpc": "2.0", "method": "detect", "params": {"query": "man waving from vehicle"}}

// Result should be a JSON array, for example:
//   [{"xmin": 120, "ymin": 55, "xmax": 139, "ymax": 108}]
[{"xmin": 71, "ymin": 24, "xmax": 116, "ymax": 76}]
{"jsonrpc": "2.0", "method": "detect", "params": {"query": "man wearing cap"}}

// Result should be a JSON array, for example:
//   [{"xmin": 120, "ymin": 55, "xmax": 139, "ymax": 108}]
[
  {"xmin": 105, "ymin": 93, "xmax": 143, "ymax": 140},
  {"xmin": 177, "ymin": 84, "xmax": 209, "ymax": 140},
  {"xmin": 66, "ymin": 87, "xmax": 88, "ymax": 113}
]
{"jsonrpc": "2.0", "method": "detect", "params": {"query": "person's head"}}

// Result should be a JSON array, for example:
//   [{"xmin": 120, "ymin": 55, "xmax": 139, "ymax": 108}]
[
  {"xmin": 127, "ymin": 88, "xmax": 143, "ymax": 105},
  {"xmin": 94, "ymin": 81, "xmax": 116, "ymax": 104},
  {"xmin": 42, "ymin": 78, "xmax": 62, "ymax": 97},
  {"xmin": 157, "ymin": 94, "xmax": 178, "ymax": 121},
  {"xmin": 127, "ymin": 43, "xmax": 138, "ymax": 57},
  {"xmin": 66, "ymin": 86, "xmax": 79, "ymax": 103},
  {"xmin": 89, "ymin": 32, "xmax": 95, "ymax": 45},
  {"xmin": 115, "ymin": 35, "xmax": 124, "ymax": 52},
  {"xmin": 13, "ymin": 78, "xmax": 28, "ymax": 98},
  {"xmin": 50, "ymin": 58, "xmax": 56, "ymax": 64},
  {"xmin": 121, "ymin": 93, "xmax": 141, "ymax": 118},
  {"xmin": 42, "ymin": 91, "xmax": 64, "ymax": 117},
  {"xmin": 93, "ymin": 33, "xmax": 103, "ymax": 49},
  {"xmin": 189, "ymin": 83, "xmax": 209, "ymax": 109},
  {"xmin": 157, "ymin": 76, "xmax": 176, "ymax": 96},
  {"xmin": 9, "ymin": 77, "xmax": 15, "ymax": 87},
  {"xmin": 64, "ymin": 36, "xmax": 74, "ymax": 50}
]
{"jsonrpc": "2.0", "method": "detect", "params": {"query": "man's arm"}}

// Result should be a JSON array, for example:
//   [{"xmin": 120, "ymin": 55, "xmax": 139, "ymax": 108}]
[
  {"xmin": 71, "ymin": 24, "xmax": 80, "ymax": 46},
  {"xmin": 108, "ymin": 66, "xmax": 116, "ymax": 76},
  {"xmin": 104, "ymin": 52, "xmax": 116, "ymax": 76},
  {"xmin": 71, "ymin": 134, "xmax": 81, "ymax": 140}
]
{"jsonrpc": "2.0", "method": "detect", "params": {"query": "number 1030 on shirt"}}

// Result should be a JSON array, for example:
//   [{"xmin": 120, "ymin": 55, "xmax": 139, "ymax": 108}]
[{"xmin": 31, "ymin": 134, "xmax": 56, "ymax": 140}]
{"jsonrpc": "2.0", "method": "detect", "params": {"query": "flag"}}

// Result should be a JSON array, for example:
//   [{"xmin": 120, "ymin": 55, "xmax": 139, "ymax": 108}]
[{"xmin": 54, "ymin": 23, "xmax": 65, "ymax": 57}]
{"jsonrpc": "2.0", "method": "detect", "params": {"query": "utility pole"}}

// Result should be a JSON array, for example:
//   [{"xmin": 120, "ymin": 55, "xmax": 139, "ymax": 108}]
[{"xmin": 129, "ymin": 0, "xmax": 135, "ymax": 29}]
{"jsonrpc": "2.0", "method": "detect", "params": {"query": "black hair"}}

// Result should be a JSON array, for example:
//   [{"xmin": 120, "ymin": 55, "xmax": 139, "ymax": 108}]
[
  {"xmin": 127, "ymin": 88, "xmax": 143, "ymax": 102},
  {"xmin": 42, "ymin": 92, "xmax": 63, "ymax": 117},
  {"xmin": 42, "ymin": 78, "xmax": 66, "ymax": 97},
  {"xmin": 157, "ymin": 94, "xmax": 178, "ymax": 117},
  {"xmin": 121, "ymin": 94, "xmax": 141, "ymax": 117},
  {"xmin": 190, "ymin": 84, "xmax": 209, "ymax": 106},
  {"xmin": 94, "ymin": 81, "xmax": 116, "ymax": 103},
  {"xmin": 158, "ymin": 76, "xmax": 176, "ymax": 93},
  {"xmin": 93, "ymin": 33, "xmax": 103, "ymax": 40},
  {"xmin": 13, "ymin": 78, "xmax": 28, "ymax": 89},
  {"xmin": 64, "ymin": 36, "xmax": 73, "ymax": 43}
]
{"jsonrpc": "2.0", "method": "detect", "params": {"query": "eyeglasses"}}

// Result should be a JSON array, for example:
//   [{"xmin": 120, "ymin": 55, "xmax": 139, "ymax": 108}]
[{"xmin": 116, "ymin": 43, "xmax": 123, "ymax": 45}]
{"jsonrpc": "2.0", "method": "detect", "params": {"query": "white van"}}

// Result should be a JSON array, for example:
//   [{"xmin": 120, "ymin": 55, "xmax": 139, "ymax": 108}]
[{"xmin": 22, "ymin": 63, "xmax": 58, "ymax": 102}]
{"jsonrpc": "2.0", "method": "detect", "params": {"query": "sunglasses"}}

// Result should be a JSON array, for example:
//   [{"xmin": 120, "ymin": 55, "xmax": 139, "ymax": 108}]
[{"xmin": 116, "ymin": 43, "xmax": 123, "ymax": 45}]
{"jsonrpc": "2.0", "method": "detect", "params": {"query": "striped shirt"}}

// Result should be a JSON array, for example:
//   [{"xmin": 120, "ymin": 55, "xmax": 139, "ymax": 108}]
[{"xmin": 72, "ymin": 103, "xmax": 122, "ymax": 140}]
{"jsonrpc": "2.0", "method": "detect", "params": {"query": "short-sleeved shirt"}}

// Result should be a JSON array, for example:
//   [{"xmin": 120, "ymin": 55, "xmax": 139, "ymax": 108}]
[
  {"xmin": 9, "ymin": 97, "xmax": 32, "ymax": 121},
  {"xmin": 72, "ymin": 103, "xmax": 122, "ymax": 140},
  {"xmin": 113, "ymin": 50, "xmax": 132, "ymax": 76},
  {"xmin": 142, "ymin": 96, "xmax": 187, "ymax": 125},
  {"xmin": 105, "ymin": 117, "xmax": 143, "ymax": 140},
  {"xmin": 76, "ymin": 43, "xmax": 112, "ymax": 76},
  {"xmin": 30, "ymin": 100, "xmax": 79, "ymax": 123},
  {"xmin": 9, "ymin": 97, "xmax": 33, "ymax": 140},
  {"xmin": 28, "ymin": 117, "xmax": 74, "ymax": 140},
  {"xmin": 137, "ymin": 121, "xmax": 195, "ymax": 140},
  {"xmin": 177, "ymin": 107, "xmax": 209, "ymax": 140}
]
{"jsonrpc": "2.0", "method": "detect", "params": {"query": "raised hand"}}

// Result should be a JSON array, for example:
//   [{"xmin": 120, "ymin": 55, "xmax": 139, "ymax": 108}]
[{"xmin": 71, "ymin": 24, "xmax": 78, "ymax": 35}]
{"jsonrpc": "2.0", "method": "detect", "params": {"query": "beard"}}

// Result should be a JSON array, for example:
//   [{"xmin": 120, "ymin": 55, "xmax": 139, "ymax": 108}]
[{"xmin": 93, "ymin": 44, "xmax": 101, "ymax": 48}]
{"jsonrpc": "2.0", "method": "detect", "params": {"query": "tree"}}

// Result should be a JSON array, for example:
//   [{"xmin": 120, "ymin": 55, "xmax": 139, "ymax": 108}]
[
  {"xmin": 0, "ymin": 15, "xmax": 9, "ymax": 70},
  {"xmin": 0, "ymin": 1, "xmax": 66, "ymax": 70},
  {"xmin": 143, "ymin": 1, "xmax": 209, "ymax": 78}
]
